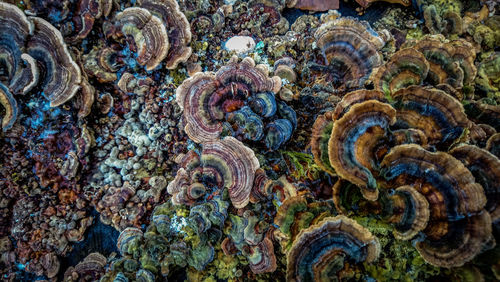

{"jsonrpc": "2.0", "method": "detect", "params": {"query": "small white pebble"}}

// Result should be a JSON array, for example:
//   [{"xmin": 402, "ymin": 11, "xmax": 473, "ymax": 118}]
[{"xmin": 224, "ymin": 36, "xmax": 256, "ymax": 54}]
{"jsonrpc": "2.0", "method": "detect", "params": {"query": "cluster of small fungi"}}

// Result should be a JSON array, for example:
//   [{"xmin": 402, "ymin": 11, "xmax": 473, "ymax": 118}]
[{"xmin": 0, "ymin": 0, "xmax": 499, "ymax": 281}]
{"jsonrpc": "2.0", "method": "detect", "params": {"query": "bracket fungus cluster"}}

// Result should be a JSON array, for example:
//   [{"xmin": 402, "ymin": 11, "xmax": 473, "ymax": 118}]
[
  {"xmin": 311, "ymin": 43, "xmax": 499, "ymax": 267},
  {"xmin": 286, "ymin": 215, "xmax": 380, "ymax": 281},
  {"xmin": 69, "ymin": 0, "xmax": 113, "ymax": 41},
  {"xmin": 371, "ymin": 35, "xmax": 478, "ymax": 97},
  {"xmin": 177, "ymin": 56, "xmax": 297, "ymax": 151},
  {"xmin": 167, "ymin": 136, "xmax": 260, "ymax": 209},
  {"xmin": 104, "ymin": 0, "xmax": 192, "ymax": 71},
  {"xmin": 312, "ymin": 17, "xmax": 386, "ymax": 89},
  {"xmin": 0, "ymin": 2, "xmax": 83, "ymax": 130},
  {"xmin": 1, "ymin": 0, "xmax": 500, "ymax": 280},
  {"xmin": 409, "ymin": 35, "xmax": 477, "ymax": 89},
  {"xmin": 223, "ymin": 212, "xmax": 278, "ymax": 274},
  {"xmin": 371, "ymin": 48, "xmax": 430, "ymax": 95},
  {"xmin": 380, "ymin": 145, "xmax": 492, "ymax": 267}
]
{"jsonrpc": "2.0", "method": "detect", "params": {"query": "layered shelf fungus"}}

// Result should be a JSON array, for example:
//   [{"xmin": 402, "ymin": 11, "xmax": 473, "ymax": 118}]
[
  {"xmin": 117, "ymin": 227, "xmax": 144, "ymax": 256},
  {"xmin": 286, "ymin": 215, "xmax": 380, "ymax": 281},
  {"xmin": 391, "ymin": 85, "xmax": 471, "ymax": 149},
  {"xmin": 310, "ymin": 89, "xmax": 387, "ymax": 177},
  {"xmin": 104, "ymin": 0, "xmax": 192, "ymax": 71},
  {"xmin": 68, "ymin": 0, "xmax": 113, "ymax": 41},
  {"xmin": 63, "ymin": 252, "xmax": 108, "ymax": 281},
  {"xmin": 138, "ymin": 0, "xmax": 192, "ymax": 69},
  {"xmin": 410, "ymin": 35, "xmax": 477, "ymax": 89},
  {"xmin": 274, "ymin": 193, "xmax": 333, "ymax": 248},
  {"xmin": 176, "ymin": 56, "xmax": 296, "ymax": 151},
  {"xmin": 2, "ymin": 0, "xmax": 500, "ymax": 280},
  {"xmin": 28, "ymin": 17, "xmax": 83, "ymax": 107},
  {"xmin": 250, "ymin": 171, "xmax": 297, "ymax": 204},
  {"xmin": 380, "ymin": 144, "xmax": 493, "ymax": 268},
  {"xmin": 168, "ymin": 137, "xmax": 260, "ymax": 209},
  {"xmin": 476, "ymin": 52, "xmax": 500, "ymax": 99},
  {"xmin": 422, "ymin": 4, "xmax": 464, "ymax": 36},
  {"xmin": 313, "ymin": 17, "xmax": 386, "ymax": 89},
  {"xmin": 310, "ymin": 111, "xmax": 336, "ymax": 175},
  {"xmin": 328, "ymin": 100, "xmax": 396, "ymax": 201},
  {"xmin": 105, "ymin": 7, "xmax": 169, "ymax": 71},
  {"xmin": 0, "ymin": 3, "xmax": 37, "ymax": 97},
  {"xmin": 450, "ymin": 144, "xmax": 500, "ymax": 222},
  {"xmin": 371, "ymin": 48, "xmax": 430, "ymax": 96},
  {"xmin": 223, "ymin": 211, "xmax": 278, "ymax": 274},
  {"xmin": 0, "ymin": 2, "xmax": 82, "ymax": 109},
  {"xmin": 382, "ymin": 185, "xmax": 430, "ymax": 240}
]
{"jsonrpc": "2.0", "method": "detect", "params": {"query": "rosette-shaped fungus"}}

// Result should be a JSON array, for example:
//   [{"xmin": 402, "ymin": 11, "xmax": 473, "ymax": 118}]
[
  {"xmin": 371, "ymin": 48, "xmax": 429, "ymax": 95},
  {"xmin": 450, "ymin": 144, "xmax": 500, "ymax": 221},
  {"xmin": 383, "ymin": 185, "xmax": 430, "ymax": 240},
  {"xmin": 328, "ymin": 100, "xmax": 396, "ymax": 200},
  {"xmin": 413, "ymin": 35, "xmax": 476, "ymax": 89},
  {"xmin": 168, "ymin": 137, "xmax": 259, "ymax": 209},
  {"xmin": 0, "ymin": 3, "xmax": 83, "ymax": 108},
  {"xmin": 176, "ymin": 56, "xmax": 295, "ymax": 150},
  {"xmin": 27, "ymin": 17, "xmax": 82, "ymax": 107},
  {"xmin": 313, "ymin": 17, "xmax": 385, "ymax": 89},
  {"xmin": 311, "ymin": 89, "xmax": 387, "ymax": 176},
  {"xmin": 0, "ymin": 3, "xmax": 38, "ymax": 97},
  {"xmin": 106, "ymin": 7, "xmax": 169, "ymax": 71},
  {"xmin": 63, "ymin": 252, "xmax": 107, "ymax": 281},
  {"xmin": 69, "ymin": 0, "xmax": 113, "ymax": 41},
  {"xmin": 117, "ymin": 227, "xmax": 144, "ymax": 256},
  {"xmin": 286, "ymin": 215, "xmax": 380, "ymax": 281},
  {"xmin": 224, "ymin": 211, "xmax": 277, "ymax": 274},
  {"xmin": 380, "ymin": 144, "xmax": 492, "ymax": 267},
  {"xmin": 138, "ymin": 0, "xmax": 192, "ymax": 69},
  {"xmin": 274, "ymin": 194, "xmax": 333, "ymax": 248},
  {"xmin": 391, "ymin": 85, "xmax": 470, "ymax": 148},
  {"xmin": 105, "ymin": 0, "xmax": 191, "ymax": 71}
]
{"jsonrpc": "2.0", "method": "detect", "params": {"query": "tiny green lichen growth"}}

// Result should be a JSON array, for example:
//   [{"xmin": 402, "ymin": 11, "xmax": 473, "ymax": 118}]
[
  {"xmin": 168, "ymin": 68, "xmax": 189, "ymax": 87},
  {"xmin": 430, "ymin": 0, "xmax": 462, "ymax": 13},
  {"xmin": 356, "ymin": 217, "xmax": 444, "ymax": 281},
  {"xmin": 476, "ymin": 52, "xmax": 500, "ymax": 101},
  {"xmin": 406, "ymin": 28, "xmax": 425, "ymax": 41},
  {"xmin": 281, "ymin": 150, "xmax": 322, "ymax": 181}
]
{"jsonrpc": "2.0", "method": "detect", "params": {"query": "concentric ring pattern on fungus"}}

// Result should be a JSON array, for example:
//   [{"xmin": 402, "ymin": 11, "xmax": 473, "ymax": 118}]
[{"xmin": 1, "ymin": 0, "xmax": 500, "ymax": 281}]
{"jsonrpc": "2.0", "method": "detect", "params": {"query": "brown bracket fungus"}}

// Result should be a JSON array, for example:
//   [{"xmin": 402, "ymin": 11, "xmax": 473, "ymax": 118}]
[
  {"xmin": 380, "ymin": 144, "xmax": 492, "ymax": 267},
  {"xmin": 450, "ymin": 144, "xmax": 500, "ymax": 222},
  {"xmin": 139, "ymin": 0, "xmax": 192, "ymax": 69},
  {"xmin": 286, "ymin": 215, "xmax": 380, "ymax": 281},
  {"xmin": 167, "ymin": 137, "xmax": 260, "ymax": 209},
  {"xmin": 371, "ymin": 48, "xmax": 430, "ymax": 96},
  {"xmin": 328, "ymin": 100, "xmax": 396, "ymax": 201},
  {"xmin": 391, "ymin": 85, "xmax": 471, "ymax": 148},
  {"xmin": 314, "ymin": 17, "xmax": 385, "ymax": 89}
]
